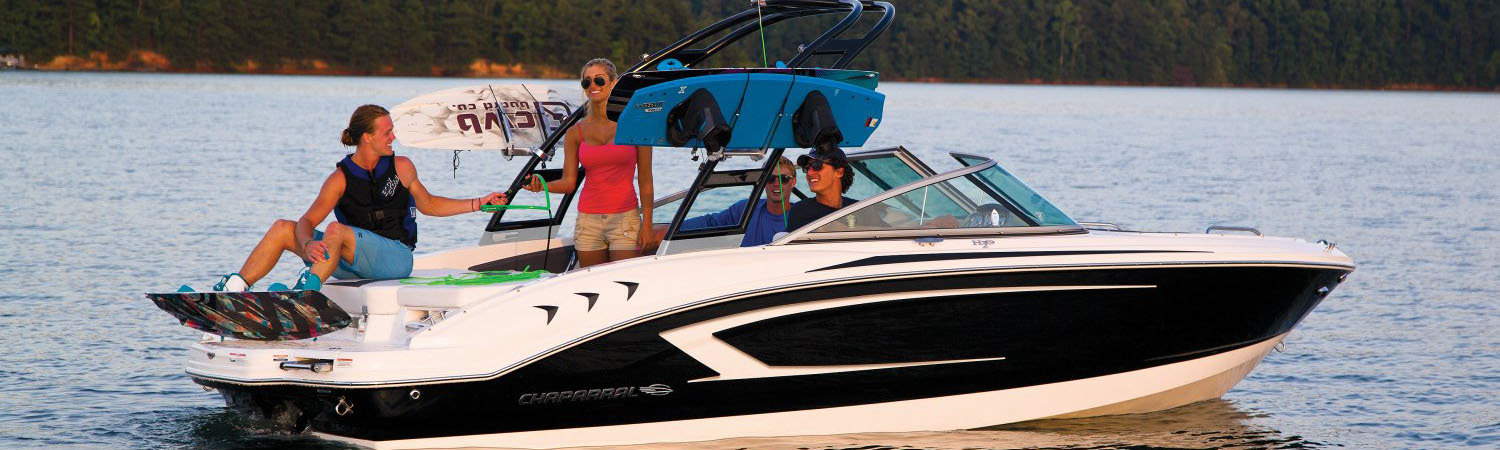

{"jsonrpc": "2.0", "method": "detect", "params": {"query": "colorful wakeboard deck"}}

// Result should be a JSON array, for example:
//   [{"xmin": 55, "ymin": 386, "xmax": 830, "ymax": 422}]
[{"xmin": 144, "ymin": 290, "xmax": 351, "ymax": 341}]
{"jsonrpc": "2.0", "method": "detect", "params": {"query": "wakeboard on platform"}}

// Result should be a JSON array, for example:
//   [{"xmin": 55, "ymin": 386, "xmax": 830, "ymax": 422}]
[
  {"xmin": 145, "ymin": 290, "xmax": 352, "ymax": 341},
  {"xmin": 391, "ymin": 84, "xmax": 584, "ymax": 151},
  {"xmin": 611, "ymin": 68, "xmax": 884, "ymax": 150}
]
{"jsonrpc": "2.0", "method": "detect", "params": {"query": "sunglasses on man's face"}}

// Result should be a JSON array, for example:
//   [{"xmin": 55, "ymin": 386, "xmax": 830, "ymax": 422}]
[
  {"xmin": 581, "ymin": 76, "xmax": 608, "ymax": 89},
  {"xmin": 799, "ymin": 158, "xmax": 830, "ymax": 172},
  {"xmin": 769, "ymin": 174, "xmax": 795, "ymax": 184}
]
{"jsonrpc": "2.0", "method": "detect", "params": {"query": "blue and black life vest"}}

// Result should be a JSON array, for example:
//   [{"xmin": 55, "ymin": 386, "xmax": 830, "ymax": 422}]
[{"xmin": 334, "ymin": 155, "xmax": 418, "ymax": 248}]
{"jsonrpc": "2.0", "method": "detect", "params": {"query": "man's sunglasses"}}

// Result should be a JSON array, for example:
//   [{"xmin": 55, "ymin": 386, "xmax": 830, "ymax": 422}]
[
  {"xmin": 797, "ymin": 157, "xmax": 836, "ymax": 172},
  {"xmin": 769, "ymin": 174, "xmax": 795, "ymax": 184},
  {"xmin": 581, "ymin": 76, "xmax": 608, "ymax": 89}
]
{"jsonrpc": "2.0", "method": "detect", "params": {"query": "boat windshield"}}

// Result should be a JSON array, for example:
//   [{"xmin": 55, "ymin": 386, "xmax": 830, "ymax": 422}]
[
  {"xmin": 844, "ymin": 155, "xmax": 926, "ymax": 201},
  {"xmin": 810, "ymin": 163, "xmax": 1076, "ymax": 234}
]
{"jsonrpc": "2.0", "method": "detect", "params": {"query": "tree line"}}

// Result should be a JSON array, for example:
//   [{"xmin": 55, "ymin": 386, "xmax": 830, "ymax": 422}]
[{"xmin": 2, "ymin": 0, "xmax": 1496, "ymax": 89}]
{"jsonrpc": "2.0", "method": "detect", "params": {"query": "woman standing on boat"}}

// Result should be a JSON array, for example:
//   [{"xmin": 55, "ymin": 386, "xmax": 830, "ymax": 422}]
[{"xmin": 524, "ymin": 58, "xmax": 654, "ymax": 267}]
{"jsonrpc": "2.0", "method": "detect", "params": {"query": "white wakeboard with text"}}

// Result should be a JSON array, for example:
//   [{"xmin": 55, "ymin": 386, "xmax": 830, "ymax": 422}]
[{"xmin": 392, "ymin": 84, "xmax": 583, "ymax": 151}]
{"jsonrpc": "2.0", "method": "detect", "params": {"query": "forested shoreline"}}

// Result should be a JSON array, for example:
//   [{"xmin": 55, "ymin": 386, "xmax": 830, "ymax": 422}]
[{"xmin": 3, "ymin": 0, "xmax": 1496, "ymax": 90}]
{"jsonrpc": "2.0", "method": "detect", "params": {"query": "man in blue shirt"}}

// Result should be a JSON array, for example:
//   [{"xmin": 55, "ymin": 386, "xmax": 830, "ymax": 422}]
[{"xmin": 679, "ymin": 157, "xmax": 796, "ymax": 246}]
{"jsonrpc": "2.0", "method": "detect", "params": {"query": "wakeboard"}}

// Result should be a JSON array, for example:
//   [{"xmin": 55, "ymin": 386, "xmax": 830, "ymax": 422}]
[
  {"xmin": 391, "ymin": 84, "xmax": 584, "ymax": 151},
  {"xmin": 144, "ymin": 290, "xmax": 352, "ymax": 341},
  {"xmin": 605, "ymin": 67, "xmax": 880, "ymax": 122},
  {"xmin": 611, "ymin": 69, "xmax": 884, "ymax": 150}
]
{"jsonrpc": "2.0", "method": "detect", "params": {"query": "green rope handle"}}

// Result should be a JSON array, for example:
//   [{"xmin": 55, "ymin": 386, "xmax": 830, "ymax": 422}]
[
  {"xmin": 400, "ymin": 268, "xmax": 546, "ymax": 286},
  {"xmin": 480, "ymin": 175, "xmax": 551, "ymax": 214},
  {"xmin": 756, "ymin": 1, "xmax": 768, "ymax": 67},
  {"xmin": 775, "ymin": 169, "xmax": 789, "ymax": 231}
]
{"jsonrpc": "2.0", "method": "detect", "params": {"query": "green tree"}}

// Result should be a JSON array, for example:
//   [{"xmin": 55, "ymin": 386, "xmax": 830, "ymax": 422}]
[{"xmin": 1, "ymin": 0, "xmax": 1495, "ymax": 89}]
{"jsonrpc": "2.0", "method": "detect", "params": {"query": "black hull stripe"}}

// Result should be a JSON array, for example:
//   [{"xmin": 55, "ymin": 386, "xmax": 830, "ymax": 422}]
[{"xmin": 809, "ymin": 250, "xmax": 1210, "ymax": 272}]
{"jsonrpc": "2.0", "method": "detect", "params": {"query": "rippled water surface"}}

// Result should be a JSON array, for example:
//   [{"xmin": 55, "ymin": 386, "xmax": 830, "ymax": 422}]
[{"xmin": 2, "ymin": 72, "xmax": 1497, "ymax": 449}]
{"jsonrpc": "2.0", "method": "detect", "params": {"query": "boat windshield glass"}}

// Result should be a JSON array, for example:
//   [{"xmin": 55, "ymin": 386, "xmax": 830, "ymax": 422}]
[
  {"xmin": 844, "ymin": 156, "xmax": 925, "ymax": 201},
  {"xmin": 966, "ymin": 163, "xmax": 1075, "ymax": 227},
  {"xmin": 675, "ymin": 185, "xmax": 757, "ymax": 232},
  {"xmin": 811, "ymin": 165, "xmax": 1076, "ymax": 233}
]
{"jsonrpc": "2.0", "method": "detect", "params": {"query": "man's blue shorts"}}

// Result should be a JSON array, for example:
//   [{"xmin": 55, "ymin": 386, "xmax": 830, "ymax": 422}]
[{"xmin": 304, "ymin": 225, "xmax": 414, "ymax": 280}]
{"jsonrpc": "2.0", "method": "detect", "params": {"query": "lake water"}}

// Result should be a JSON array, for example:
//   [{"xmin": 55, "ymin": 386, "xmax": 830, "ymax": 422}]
[{"xmin": 1, "ymin": 72, "xmax": 1496, "ymax": 449}]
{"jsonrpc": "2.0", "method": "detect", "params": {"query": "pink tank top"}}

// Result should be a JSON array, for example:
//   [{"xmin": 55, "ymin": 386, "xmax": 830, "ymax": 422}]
[{"xmin": 577, "ymin": 142, "xmax": 639, "ymax": 214}]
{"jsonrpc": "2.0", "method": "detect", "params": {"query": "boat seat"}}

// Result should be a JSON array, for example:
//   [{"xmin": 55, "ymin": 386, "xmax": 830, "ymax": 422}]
[
  {"xmin": 321, "ymin": 269, "xmax": 468, "ymax": 315},
  {"xmin": 397, "ymin": 280, "xmax": 528, "ymax": 309},
  {"xmin": 397, "ymin": 271, "xmax": 556, "ymax": 309}
]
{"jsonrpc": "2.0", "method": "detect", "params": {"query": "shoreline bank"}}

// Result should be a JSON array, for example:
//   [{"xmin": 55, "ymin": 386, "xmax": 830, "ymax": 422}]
[{"xmin": 15, "ymin": 52, "xmax": 1497, "ymax": 93}]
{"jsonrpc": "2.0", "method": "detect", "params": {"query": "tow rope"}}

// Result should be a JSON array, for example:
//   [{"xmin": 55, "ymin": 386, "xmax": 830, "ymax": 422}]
[
  {"xmin": 401, "ymin": 268, "xmax": 546, "ymax": 286},
  {"xmin": 756, "ymin": 0, "xmax": 769, "ymax": 67},
  {"xmin": 480, "ymin": 175, "xmax": 551, "ymax": 214}
]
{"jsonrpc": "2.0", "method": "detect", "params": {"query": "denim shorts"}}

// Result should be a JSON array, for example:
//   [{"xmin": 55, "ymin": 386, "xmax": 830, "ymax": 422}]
[{"xmin": 304, "ymin": 225, "xmax": 414, "ymax": 280}]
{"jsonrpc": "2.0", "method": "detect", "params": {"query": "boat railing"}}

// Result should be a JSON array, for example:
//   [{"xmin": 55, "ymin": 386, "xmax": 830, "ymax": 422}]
[
  {"xmin": 1079, "ymin": 222, "xmax": 1122, "ymax": 231},
  {"xmin": 1205, "ymin": 225, "xmax": 1263, "ymax": 236}
]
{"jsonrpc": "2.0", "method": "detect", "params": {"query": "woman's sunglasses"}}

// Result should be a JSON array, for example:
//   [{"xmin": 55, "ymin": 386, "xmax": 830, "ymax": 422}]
[{"xmin": 581, "ymin": 76, "xmax": 608, "ymax": 89}]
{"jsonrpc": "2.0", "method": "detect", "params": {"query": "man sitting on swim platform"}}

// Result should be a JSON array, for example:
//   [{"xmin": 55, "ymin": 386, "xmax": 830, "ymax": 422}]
[{"xmin": 201, "ymin": 104, "xmax": 507, "ymax": 292}]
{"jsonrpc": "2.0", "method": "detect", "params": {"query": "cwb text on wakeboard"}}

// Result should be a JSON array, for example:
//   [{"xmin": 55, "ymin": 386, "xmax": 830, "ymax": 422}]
[{"xmin": 452, "ymin": 101, "xmax": 574, "ymax": 135}]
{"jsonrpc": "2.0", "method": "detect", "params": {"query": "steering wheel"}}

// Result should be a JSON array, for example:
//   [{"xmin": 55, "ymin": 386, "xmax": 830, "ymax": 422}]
[{"xmin": 961, "ymin": 203, "xmax": 1012, "ymax": 228}]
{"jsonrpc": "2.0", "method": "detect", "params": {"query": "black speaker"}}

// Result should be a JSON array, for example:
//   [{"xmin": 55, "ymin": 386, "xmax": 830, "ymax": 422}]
[
  {"xmin": 792, "ymin": 90, "xmax": 843, "ymax": 152},
  {"xmin": 665, "ymin": 89, "xmax": 732, "ymax": 152}
]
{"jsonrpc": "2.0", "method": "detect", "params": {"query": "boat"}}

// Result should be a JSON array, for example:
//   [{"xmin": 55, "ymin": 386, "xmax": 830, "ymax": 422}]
[{"xmin": 156, "ymin": 1, "xmax": 1355, "ymax": 448}]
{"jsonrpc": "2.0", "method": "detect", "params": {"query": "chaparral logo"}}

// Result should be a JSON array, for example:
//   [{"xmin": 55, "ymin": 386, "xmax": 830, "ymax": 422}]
[
  {"xmin": 635, "ymin": 101, "xmax": 664, "ymax": 113},
  {"xmin": 638, "ymin": 384, "xmax": 672, "ymax": 396},
  {"xmin": 518, "ymin": 384, "xmax": 672, "ymax": 405}
]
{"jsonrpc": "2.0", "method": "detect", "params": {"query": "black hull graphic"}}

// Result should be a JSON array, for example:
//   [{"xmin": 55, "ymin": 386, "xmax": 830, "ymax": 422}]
[{"xmin": 196, "ymin": 264, "xmax": 1347, "ymax": 442}]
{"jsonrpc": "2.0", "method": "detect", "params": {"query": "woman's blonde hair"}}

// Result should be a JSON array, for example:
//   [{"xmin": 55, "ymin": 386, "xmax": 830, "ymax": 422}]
[
  {"xmin": 580, "ymin": 58, "xmax": 618, "ymax": 80},
  {"xmin": 580, "ymin": 58, "xmax": 618, "ymax": 114}
]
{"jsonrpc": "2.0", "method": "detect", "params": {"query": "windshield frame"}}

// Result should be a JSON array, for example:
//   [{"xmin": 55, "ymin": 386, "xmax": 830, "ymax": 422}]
[{"xmin": 772, "ymin": 157, "xmax": 1084, "ymax": 244}]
